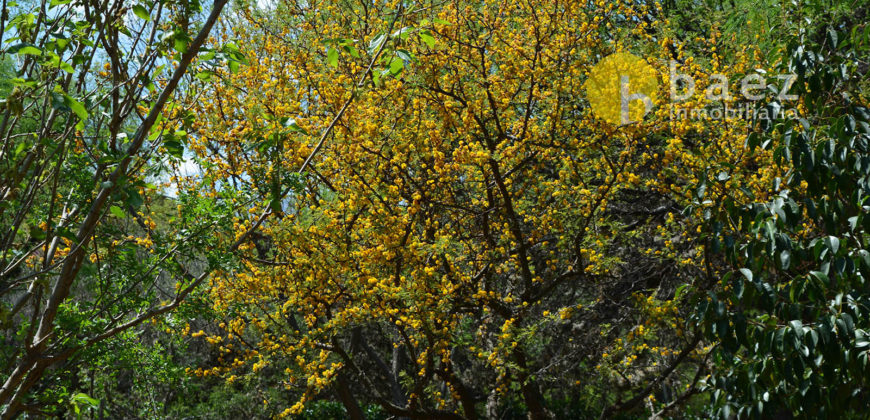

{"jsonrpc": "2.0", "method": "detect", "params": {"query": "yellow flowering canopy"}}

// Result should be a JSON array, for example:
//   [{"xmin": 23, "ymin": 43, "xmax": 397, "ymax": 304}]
[{"xmin": 185, "ymin": 0, "xmax": 782, "ymax": 417}]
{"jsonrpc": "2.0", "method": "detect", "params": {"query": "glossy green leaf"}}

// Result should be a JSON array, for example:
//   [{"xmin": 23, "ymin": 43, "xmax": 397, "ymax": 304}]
[{"xmin": 132, "ymin": 4, "xmax": 150, "ymax": 20}]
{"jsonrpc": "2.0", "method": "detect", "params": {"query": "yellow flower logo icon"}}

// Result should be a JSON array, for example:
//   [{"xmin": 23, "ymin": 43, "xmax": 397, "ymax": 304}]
[{"xmin": 585, "ymin": 52, "xmax": 659, "ymax": 125}]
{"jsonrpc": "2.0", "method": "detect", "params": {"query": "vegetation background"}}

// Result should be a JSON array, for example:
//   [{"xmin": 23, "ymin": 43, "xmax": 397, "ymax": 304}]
[{"xmin": 0, "ymin": 0, "xmax": 868, "ymax": 418}]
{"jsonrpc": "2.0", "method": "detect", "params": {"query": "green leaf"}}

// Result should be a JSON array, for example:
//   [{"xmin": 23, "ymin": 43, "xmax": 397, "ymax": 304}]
[
  {"xmin": 674, "ymin": 283, "xmax": 690, "ymax": 300},
  {"xmin": 327, "ymin": 47, "xmax": 338, "ymax": 67},
  {"xmin": 222, "ymin": 42, "xmax": 241, "ymax": 54},
  {"xmin": 164, "ymin": 139, "xmax": 183, "ymax": 158},
  {"xmin": 132, "ymin": 4, "xmax": 150, "ymax": 20},
  {"xmin": 62, "ymin": 94, "xmax": 88, "ymax": 122},
  {"xmin": 9, "ymin": 77, "xmax": 36, "ymax": 87},
  {"xmin": 109, "ymin": 205, "xmax": 125, "ymax": 218},
  {"xmin": 173, "ymin": 33, "xmax": 191, "ymax": 53},
  {"xmin": 738, "ymin": 268, "xmax": 753, "ymax": 282},
  {"xmin": 809, "ymin": 270, "xmax": 829, "ymax": 286},
  {"xmin": 826, "ymin": 236, "xmax": 839, "ymax": 254},
  {"xmin": 174, "ymin": 38, "xmax": 188, "ymax": 53},
  {"xmin": 396, "ymin": 49, "xmax": 416, "ymax": 63},
  {"xmin": 789, "ymin": 320, "xmax": 804, "ymax": 337},
  {"xmin": 419, "ymin": 30, "xmax": 436, "ymax": 48},
  {"xmin": 17, "ymin": 45, "xmax": 42, "ymax": 56},
  {"xmin": 46, "ymin": 54, "xmax": 75, "ymax": 73},
  {"xmin": 344, "ymin": 44, "xmax": 360, "ymax": 58},
  {"xmin": 841, "ymin": 313, "xmax": 855, "ymax": 336},
  {"xmin": 827, "ymin": 27, "xmax": 838, "ymax": 48},
  {"xmin": 13, "ymin": 140, "xmax": 28, "ymax": 157},
  {"xmin": 389, "ymin": 56, "xmax": 404, "ymax": 75},
  {"xmin": 780, "ymin": 250, "xmax": 791, "ymax": 269},
  {"xmin": 195, "ymin": 70, "xmax": 213, "ymax": 81},
  {"xmin": 70, "ymin": 392, "xmax": 98, "ymax": 408}
]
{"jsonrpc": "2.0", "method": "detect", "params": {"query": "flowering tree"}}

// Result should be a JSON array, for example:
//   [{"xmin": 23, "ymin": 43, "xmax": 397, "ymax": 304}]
[{"xmin": 185, "ymin": 0, "xmax": 783, "ymax": 417}]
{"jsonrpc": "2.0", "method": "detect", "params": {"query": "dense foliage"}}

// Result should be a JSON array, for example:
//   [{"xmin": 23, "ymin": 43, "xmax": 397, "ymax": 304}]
[
  {"xmin": 696, "ymin": 3, "xmax": 870, "ymax": 418},
  {"xmin": 0, "ymin": 0, "xmax": 231, "ymax": 417},
  {"xmin": 1, "ymin": 0, "xmax": 868, "ymax": 418}
]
